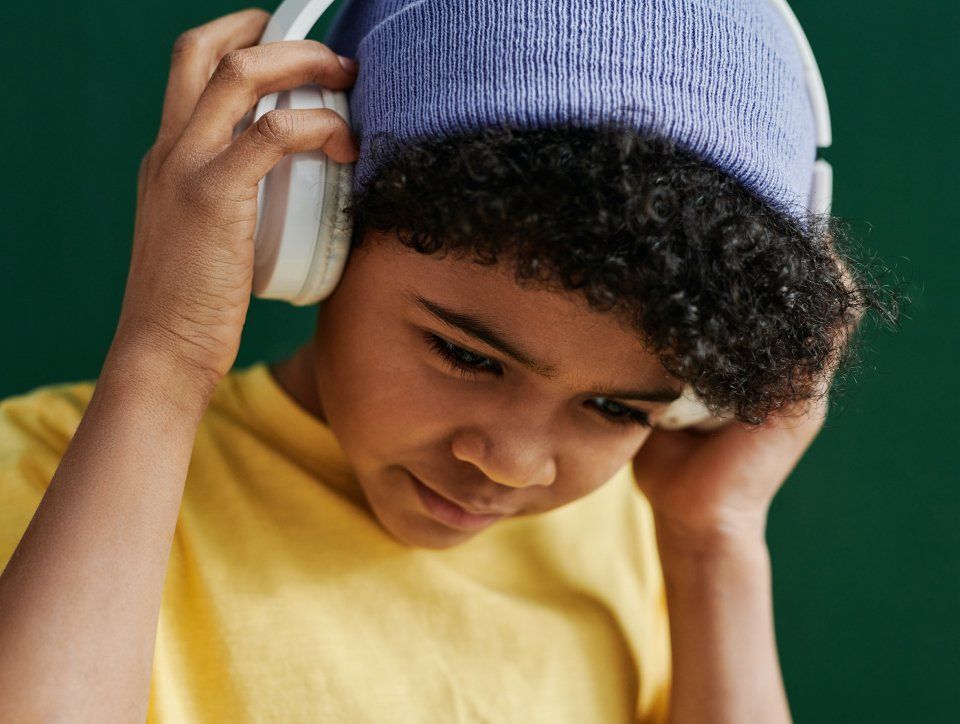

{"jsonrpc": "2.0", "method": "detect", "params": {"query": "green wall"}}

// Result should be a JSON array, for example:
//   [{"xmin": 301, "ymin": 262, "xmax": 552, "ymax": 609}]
[{"xmin": 3, "ymin": 2, "xmax": 956, "ymax": 721}]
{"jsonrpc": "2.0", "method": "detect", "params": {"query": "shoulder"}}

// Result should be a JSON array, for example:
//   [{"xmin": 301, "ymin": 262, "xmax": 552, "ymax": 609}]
[
  {"xmin": 0, "ymin": 364, "xmax": 271, "ymax": 566},
  {"xmin": 0, "ymin": 361, "xmax": 284, "ymax": 478},
  {"xmin": 0, "ymin": 379, "xmax": 96, "ymax": 569},
  {"xmin": 0, "ymin": 379, "xmax": 95, "ymax": 485}
]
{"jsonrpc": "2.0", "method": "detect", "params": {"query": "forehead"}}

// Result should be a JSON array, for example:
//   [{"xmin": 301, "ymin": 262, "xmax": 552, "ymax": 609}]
[{"xmin": 355, "ymin": 232, "xmax": 679, "ymax": 390}]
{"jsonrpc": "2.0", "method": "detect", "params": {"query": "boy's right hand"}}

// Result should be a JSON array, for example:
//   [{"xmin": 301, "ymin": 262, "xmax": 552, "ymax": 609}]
[{"xmin": 113, "ymin": 8, "xmax": 359, "ymax": 407}]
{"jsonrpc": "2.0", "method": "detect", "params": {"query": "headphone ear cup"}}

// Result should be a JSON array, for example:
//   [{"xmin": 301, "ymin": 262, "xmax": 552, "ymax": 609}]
[
  {"xmin": 289, "ymin": 85, "xmax": 354, "ymax": 305},
  {"xmin": 292, "ymin": 150, "xmax": 354, "ymax": 305},
  {"xmin": 658, "ymin": 386, "xmax": 733, "ymax": 431},
  {"xmin": 251, "ymin": 85, "xmax": 354, "ymax": 305}
]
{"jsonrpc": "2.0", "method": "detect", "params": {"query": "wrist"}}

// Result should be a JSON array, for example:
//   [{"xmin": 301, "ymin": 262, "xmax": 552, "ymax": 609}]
[
  {"xmin": 101, "ymin": 332, "xmax": 219, "ymax": 423},
  {"xmin": 652, "ymin": 508, "xmax": 769, "ymax": 564},
  {"xmin": 656, "ymin": 525, "xmax": 771, "ymax": 594}
]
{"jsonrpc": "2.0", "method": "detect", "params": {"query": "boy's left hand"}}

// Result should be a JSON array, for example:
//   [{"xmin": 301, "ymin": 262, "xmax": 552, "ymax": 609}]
[
  {"xmin": 634, "ymin": 253, "xmax": 862, "ymax": 552},
  {"xmin": 631, "ymin": 394, "xmax": 829, "ymax": 552}
]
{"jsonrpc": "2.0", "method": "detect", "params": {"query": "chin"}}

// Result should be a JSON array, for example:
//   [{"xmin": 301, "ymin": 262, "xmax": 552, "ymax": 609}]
[
  {"xmin": 366, "ymin": 494, "xmax": 477, "ymax": 550},
  {"xmin": 356, "ymin": 466, "xmax": 483, "ymax": 549}
]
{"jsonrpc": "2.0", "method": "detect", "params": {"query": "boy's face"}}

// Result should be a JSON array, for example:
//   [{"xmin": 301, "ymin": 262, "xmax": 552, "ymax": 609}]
[{"xmin": 299, "ymin": 231, "xmax": 683, "ymax": 549}]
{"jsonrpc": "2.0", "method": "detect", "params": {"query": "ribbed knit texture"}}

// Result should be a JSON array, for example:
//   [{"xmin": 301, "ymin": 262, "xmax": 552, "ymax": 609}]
[{"xmin": 324, "ymin": 0, "xmax": 817, "ymax": 223}]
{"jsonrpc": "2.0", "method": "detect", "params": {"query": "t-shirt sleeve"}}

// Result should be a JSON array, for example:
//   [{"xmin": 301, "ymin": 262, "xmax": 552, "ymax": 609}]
[{"xmin": 0, "ymin": 382, "xmax": 92, "ymax": 571}]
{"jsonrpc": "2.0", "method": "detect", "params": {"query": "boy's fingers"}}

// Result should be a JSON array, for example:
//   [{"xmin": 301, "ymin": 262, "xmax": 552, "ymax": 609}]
[
  {"xmin": 155, "ymin": 8, "xmax": 271, "ymax": 162},
  {"xmin": 180, "ymin": 40, "xmax": 359, "ymax": 156},
  {"xmin": 207, "ymin": 107, "xmax": 359, "ymax": 193}
]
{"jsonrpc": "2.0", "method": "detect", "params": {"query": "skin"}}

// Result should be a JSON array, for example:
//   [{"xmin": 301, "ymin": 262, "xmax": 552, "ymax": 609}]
[{"xmin": 271, "ymin": 233, "xmax": 686, "ymax": 550}]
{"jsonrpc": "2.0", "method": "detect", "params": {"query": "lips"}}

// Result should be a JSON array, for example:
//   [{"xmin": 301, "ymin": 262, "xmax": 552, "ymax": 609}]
[
  {"xmin": 407, "ymin": 470, "xmax": 512, "ymax": 517},
  {"xmin": 410, "ymin": 473, "xmax": 507, "ymax": 532}
]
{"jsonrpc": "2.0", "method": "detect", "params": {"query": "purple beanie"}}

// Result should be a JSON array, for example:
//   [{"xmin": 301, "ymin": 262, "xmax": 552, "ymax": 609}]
[{"xmin": 323, "ymin": 0, "xmax": 818, "ymax": 223}]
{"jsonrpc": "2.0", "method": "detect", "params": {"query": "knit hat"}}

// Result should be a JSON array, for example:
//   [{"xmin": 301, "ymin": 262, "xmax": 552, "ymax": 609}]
[{"xmin": 323, "ymin": 0, "xmax": 818, "ymax": 223}]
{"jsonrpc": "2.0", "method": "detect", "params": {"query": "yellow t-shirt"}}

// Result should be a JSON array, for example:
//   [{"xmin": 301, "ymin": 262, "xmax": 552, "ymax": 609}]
[{"xmin": 0, "ymin": 363, "xmax": 671, "ymax": 723}]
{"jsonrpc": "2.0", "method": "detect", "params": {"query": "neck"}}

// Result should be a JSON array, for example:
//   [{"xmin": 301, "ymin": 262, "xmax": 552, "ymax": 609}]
[{"xmin": 269, "ymin": 341, "xmax": 329, "ymax": 426}]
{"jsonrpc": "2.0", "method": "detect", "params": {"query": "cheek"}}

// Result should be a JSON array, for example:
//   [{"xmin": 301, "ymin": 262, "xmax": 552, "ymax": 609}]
[{"xmin": 320, "ymin": 330, "xmax": 454, "ymax": 465}]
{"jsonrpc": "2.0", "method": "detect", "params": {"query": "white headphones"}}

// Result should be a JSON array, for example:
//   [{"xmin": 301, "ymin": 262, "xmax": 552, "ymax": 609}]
[{"xmin": 240, "ymin": 0, "xmax": 833, "ymax": 430}]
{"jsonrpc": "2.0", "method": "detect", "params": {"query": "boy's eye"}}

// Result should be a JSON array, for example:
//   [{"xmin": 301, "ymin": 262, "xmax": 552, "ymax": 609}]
[
  {"xmin": 588, "ymin": 398, "xmax": 651, "ymax": 428},
  {"xmin": 422, "ymin": 332, "xmax": 650, "ymax": 429},
  {"xmin": 425, "ymin": 333, "xmax": 503, "ymax": 378}
]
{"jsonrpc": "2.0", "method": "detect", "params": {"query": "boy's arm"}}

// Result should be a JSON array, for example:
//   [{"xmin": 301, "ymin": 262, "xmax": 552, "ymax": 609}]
[
  {"xmin": 0, "ymin": 7, "xmax": 360, "ymax": 720},
  {"xmin": 633, "ymin": 397, "xmax": 831, "ymax": 723},
  {"xmin": 0, "ymin": 347, "xmax": 210, "ymax": 722},
  {"xmin": 654, "ymin": 524, "xmax": 791, "ymax": 724}
]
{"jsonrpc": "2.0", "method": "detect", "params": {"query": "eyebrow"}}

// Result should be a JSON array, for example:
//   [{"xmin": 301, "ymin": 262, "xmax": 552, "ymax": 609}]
[{"xmin": 408, "ymin": 292, "xmax": 683, "ymax": 404}]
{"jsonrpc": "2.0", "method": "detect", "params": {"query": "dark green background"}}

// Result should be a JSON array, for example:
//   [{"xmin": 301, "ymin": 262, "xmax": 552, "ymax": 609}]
[{"xmin": 3, "ymin": 1, "xmax": 957, "ymax": 721}]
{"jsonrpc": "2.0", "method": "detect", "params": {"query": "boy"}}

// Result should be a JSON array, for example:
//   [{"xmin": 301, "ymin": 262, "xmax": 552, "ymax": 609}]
[{"xmin": 0, "ymin": 2, "xmax": 893, "ymax": 721}]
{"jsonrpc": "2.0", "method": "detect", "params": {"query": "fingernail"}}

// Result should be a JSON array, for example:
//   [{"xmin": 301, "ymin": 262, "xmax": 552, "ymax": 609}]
[{"xmin": 337, "ymin": 54, "xmax": 359, "ymax": 74}]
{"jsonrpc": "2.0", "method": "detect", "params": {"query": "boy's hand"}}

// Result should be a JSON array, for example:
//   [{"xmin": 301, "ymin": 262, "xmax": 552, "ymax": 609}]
[
  {"xmin": 114, "ymin": 8, "xmax": 359, "ymax": 401},
  {"xmin": 632, "ymin": 395, "xmax": 829, "ymax": 553},
  {"xmin": 632, "ymin": 257, "xmax": 862, "ymax": 552}
]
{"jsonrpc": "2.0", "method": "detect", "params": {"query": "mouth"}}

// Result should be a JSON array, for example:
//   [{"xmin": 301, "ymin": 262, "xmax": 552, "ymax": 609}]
[{"xmin": 407, "ymin": 470, "xmax": 508, "ymax": 531}]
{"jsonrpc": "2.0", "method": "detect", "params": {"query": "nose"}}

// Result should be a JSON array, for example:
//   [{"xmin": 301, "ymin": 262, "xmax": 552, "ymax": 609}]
[{"xmin": 450, "ymin": 426, "xmax": 558, "ymax": 490}]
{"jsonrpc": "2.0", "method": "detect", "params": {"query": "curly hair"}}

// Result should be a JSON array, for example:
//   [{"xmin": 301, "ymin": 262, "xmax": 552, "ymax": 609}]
[{"xmin": 339, "ymin": 122, "xmax": 901, "ymax": 425}]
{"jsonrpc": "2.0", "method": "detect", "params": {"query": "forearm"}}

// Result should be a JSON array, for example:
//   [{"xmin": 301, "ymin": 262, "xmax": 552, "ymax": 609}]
[
  {"xmin": 655, "ymin": 521, "xmax": 791, "ymax": 724},
  {"xmin": 0, "ymin": 344, "xmax": 211, "ymax": 723}
]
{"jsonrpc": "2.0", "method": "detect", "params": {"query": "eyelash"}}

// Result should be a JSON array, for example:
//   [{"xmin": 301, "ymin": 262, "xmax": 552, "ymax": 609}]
[{"xmin": 423, "ymin": 332, "xmax": 651, "ymax": 429}]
